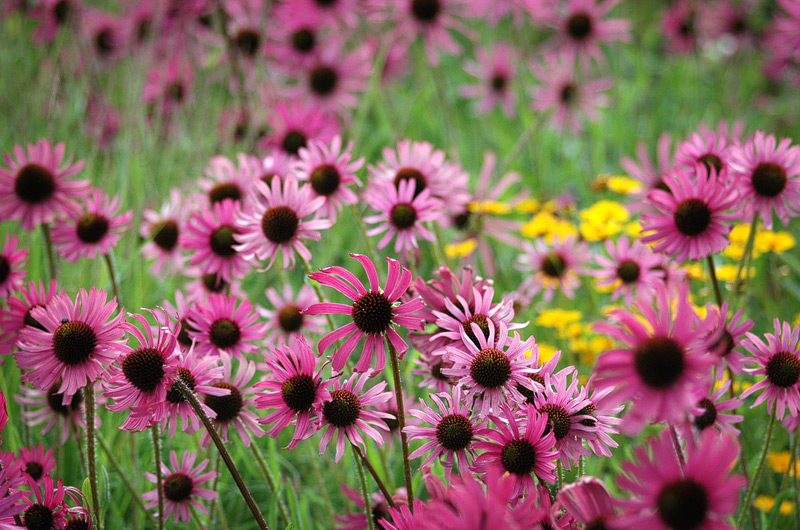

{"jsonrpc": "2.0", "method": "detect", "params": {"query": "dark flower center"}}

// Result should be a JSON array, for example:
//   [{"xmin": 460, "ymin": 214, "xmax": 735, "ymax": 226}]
[
  {"xmin": 281, "ymin": 374, "xmax": 317, "ymax": 413},
  {"xmin": 205, "ymin": 383, "xmax": 243, "ymax": 422},
  {"xmin": 541, "ymin": 252, "xmax": 566, "ymax": 278},
  {"xmin": 136, "ymin": 19, "xmax": 151, "ymax": 43},
  {"xmin": 166, "ymin": 367, "xmax": 196, "ymax": 404},
  {"xmin": 94, "ymin": 29, "xmax": 115, "ymax": 56},
  {"xmin": 201, "ymin": 273, "xmax": 227, "ymax": 293},
  {"xmin": 53, "ymin": 321, "xmax": 97, "ymax": 366},
  {"xmin": 567, "ymin": 12, "xmax": 592, "ymax": 40},
  {"xmin": 655, "ymin": 178, "xmax": 671, "ymax": 193},
  {"xmin": 711, "ymin": 329, "xmax": 734, "ymax": 358},
  {"xmin": 310, "ymin": 164, "xmax": 341, "ymax": 196},
  {"xmin": 23, "ymin": 503, "xmax": 54, "ymax": 530},
  {"xmin": 674, "ymin": 198, "xmax": 711, "ymax": 236},
  {"xmin": 261, "ymin": 205, "xmax": 299, "ymax": 244},
  {"xmin": 209, "ymin": 318, "xmax": 241, "ymax": 349},
  {"xmin": 411, "ymin": 0, "xmax": 440, "ymax": 22},
  {"xmin": 151, "ymin": 220, "xmax": 179, "ymax": 251},
  {"xmin": 310, "ymin": 66, "xmax": 338, "ymax": 96},
  {"xmin": 65, "ymin": 519, "xmax": 91, "ymax": 530},
  {"xmin": 167, "ymin": 82, "xmax": 185, "ymax": 102},
  {"xmin": 453, "ymin": 210, "xmax": 470, "ymax": 230},
  {"xmin": 292, "ymin": 28, "xmax": 316, "ymax": 53},
  {"xmin": 389, "ymin": 203, "xmax": 418, "ymax": 229},
  {"xmin": 560, "ymin": 84, "xmax": 577, "ymax": 104},
  {"xmin": 177, "ymin": 319, "xmax": 196, "ymax": 347},
  {"xmin": 282, "ymin": 130, "xmax": 307, "ymax": 155},
  {"xmin": 540, "ymin": 403, "xmax": 571, "ymax": 441},
  {"xmin": 209, "ymin": 182, "xmax": 242, "ymax": 204},
  {"xmin": 491, "ymin": 74, "xmax": 507, "ymax": 92},
  {"xmin": 163, "ymin": 472, "xmax": 194, "ymax": 502},
  {"xmin": 0, "ymin": 257, "xmax": 9, "ymax": 285},
  {"xmin": 322, "ymin": 389, "xmax": 361, "ymax": 428},
  {"xmin": 352, "ymin": 291, "xmax": 393, "ymax": 335},
  {"xmin": 76, "ymin": 213, "xmax": 110, "ymax": 244},
  {"xmin": 585, "ymin": 517, "xmax": 610, "ymax": 530},
  {"xmin": 462, "ymin": 314, "xmax": 490, "ymax": 346},
  {"xmin": 751, "ymin": 162, "xmax": 787, "ymax": 198},
  {"xmin": 24, "ymin": 461, "xmax": 44, "ymax": 481},
  {"xmin": 617, "ymin": 259, "xmax": 641, "ymax": 283},
  {"xmin": 384, "ymin": 410, "xmax": 400, "ymax": 432},
  {"xmin": 15, "ymin": 163, "xmax": 56, "ymax": 204},
  {"xmin": 122, "ymin": 347, "xmax": 166, "ymax": 393},
  {"xmin": 698, "ymin": 153, "xmax": 723, "ymax": 176},
  {"xmin": 431, "ymin": 360, "xmax": 449, "ymax": 381},
  {"xmin": 278, "ymin": 305, "xmax": 304, "ymax": 333},
  {"xmin": 656, "ymin": 479, "xmax": 708, "ymax": 530},
  {"xmin": 470, "ymin": 348, "xmax": 511, "ymax": 389},
  {"xmin": 634, "ymin": 336, "xmax": 685, "ymax": 389},
  {"xmin": 577, "ymin": 402, "xmax": 597, "ymax": 427},
  {"xmin": 315, "ymin": 0, "xmax": 336, "ymax": 5},
  {"xmin": 209, "ymin": 225, "xmax": 238, "ymax": 257},
  {"xmin": 393, "ymin": 167, "xmax": 427, "ymax": 197},
  {"xmin": 53, "ymin": 0, "xmax": 72, "ymax": 24},
  {"xmin": 435, "ymin": 413, "xmax": 473, "ymax": 451},
  {"xmin": 500, "ymin": 438, "xmax": 537, "ymax": 476},
  {"xmin": 235, "ymin": 29, "xmax": 261, "ymax": 57},
  {"xmin": 47, "ymin": 383, "xmax": 83, "ymax": 415},
  {"xmin": 693, "ymin": 398, "xmax": 717, "ymax": 431},
  {"xmin": 766, "ymin": 352, "xmax": 800, "ymax": 388},
  {"xmin": 517, "ymin": 382, "xmax": 536, "ymax": 404}
]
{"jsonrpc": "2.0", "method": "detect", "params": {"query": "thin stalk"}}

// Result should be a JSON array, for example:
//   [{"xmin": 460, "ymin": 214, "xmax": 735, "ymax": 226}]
[
  {"xmin": 103, "ymin": 253, "xmax": 121, "ymax": 305},
  {"xmin": 706, "ymin": 255, "xmax": 723, "ymax": 307},
  {"xmin": 305, "ymin": 442, "xmax": 335, "ymax": 524},
  {"xmin": 495, "ymin": 115, "xmax": 540, "ymax": 177},
  {"xmin": 349, "ymin": 203, "xmax": 381, "ymax": 268},
  {"xmin": 386, "ymin": 338, "xmax": 414, "ymax": 509},
  {"xmin": 429, "ymin": 222, "xmax": 450, "ymax": 270},
  {"xmin": 407, "ymin": 249, "xmax": 417, "ymax": 279},
  {"xmin": 794, "ymin": 432, "xmax": 800, "ymax": 530},
  {"xmin": 729, "ymin": 217, "xmax": 758, "ymax": 305},
  {"xmin": 249, "ymin": 442, "xmax": 291, "ymax": 527},
  {"xmin": 353, "ymin": 445, "xmax": 396, "ymax": 509},
  {"xmin": 353, "ymin": 445, "xmax": 375, "ymax": 530},
  {"xmin": 578, "ymin": 455, "xmax": 585, "ymax": 477},
  {"xmin": 173, "ymin": 378, "xmax": 270, "ymax": 530},
  {"xmin": 85, "ymin": 383, "xmax": 101, "ymax": 530},
  {"xmin": 41, "ymin": 223, "xmax": 57, "ymax": 280},
  {"xmin": 72, "ymin": 416, "xmax": 88, "ymax": 477},
  {"xmin": 557, "ymin": 460, "xmax": 563, "ymax": 490},
  {"xmin": 151, "ymin": 425, "xmax": 164, "ymax": 530},
  {"xmin": 669, "ymin": 424, "xmax": 686, "ymax": 469},
  {"xmin": 215, "ymin": 2, "xmax": 250, "ymax": 136},
  {"xmin": 737, "ymin": 413, "xmax": 777, "ymax": 528}
]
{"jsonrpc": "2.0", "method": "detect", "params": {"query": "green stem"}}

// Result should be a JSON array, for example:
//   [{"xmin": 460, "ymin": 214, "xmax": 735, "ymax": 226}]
[
  {"xmin": 729, "ymin": 217, "xmax": 758, "ymax": 306},
  {"xmin": 495, "ymin": 114, "xmax": 540, "ymax": 178},
  {"xmin": 706, "ymin": 255, "xmax": 723, "ymax": 307},
  {"xmin": 85, "ymin": 383, "xmax": 101, "ymax": 530},
  {"xmin": 305, "ymin": 442, "xmax": 335, "ymax": 524},
  {"xmin": 407, "ymin": 249, "xmax": 417, "ymax": 280},
  {"xmin": 103, "ymin": 253, "xmax": 121, "ymax": 305},
  {"xmin": 151, "ymin": 425, "xmax": 164, "ymax": 530},
  {"xmin": 173, "ymin": 378, "xmax": 270, "ymax": 530},
  {"xmin": 429, "ymin": 222, "xmax": 450, "ymax": 270},
  {"xmin": 737, "ymin": 413, "xmax": 777, "ymax": 528},
  {"xmin": 353, "ymin": 445, "xmax": 375, "ymax": 530},
  {"xmin": 794, "ymin": 432, "xmax": 799, "ymax": 530},
  {"xmin": 250, "ymin": 442, "xmax": 291, "ymax": 527},
  {"xmin": 353, "ymin": 445, "xmax": 396, "ymax": 509},
  {"xmin": 669, "ymin": 424, "xmax": 686, "ymax": 469},
  {"xmin": 557, "ymin": 460, "xmax": 563, "ymax": 490},
  {"xmin": 41, "ymin": 223, "xmax": 57, "ymax": 281},
  {"xmin": 386, "ymin": 338, "xmax": 414, "ymax": 510},
  {"xmin": 578, "ymin": 455, "xmax": 585, "ymax": 477}
]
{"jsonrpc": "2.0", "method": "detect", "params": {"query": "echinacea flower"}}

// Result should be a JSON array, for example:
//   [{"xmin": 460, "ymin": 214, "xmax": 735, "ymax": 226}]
[
  {"xmin": 616, "ymin": 429, "xmax": 744, "ymax": 530},
  {"xmin": 82, "ymin": 8, "xmax": 127, "ymax": 62},
  {"xmin": 460, "ymin": 43, "xmax": 517, "ymax": 116},
  {"xmin": 141, "ymin": 188, "xmax": 192, "ymax": 276},
  {"xmin": 17, "ymin": 381, "xmax": 86, "ymax": 446},
  {"xmin": 335, "ymin": 485, "xmax": 409, "ymax": 530},
  {"xmin": 364, "ymin": 179, "xmax": 441, "ymax": 253},
  {"xmin": 142, "ymin": 54, "xmax": 194, "ymax": 115},
  {"xmin": 558, "ymin": 476, "xmax": 619, "ymax": 529},
  {"xmin": 187, "ymin": 293, "xmax": 267, "ymax": 359},
  {"xmin": 225, "ymin": 0, "xmax": 265, "ymax": 62},
  {"xmin": 265, "ymin": 4, "xmax": 323, "ymax": 67},
  {"xmin": 16, "ymin": 476, "xmax": 71, "ymax": 530},
  {"xmin": 580, "ymin": 379, "xmax": 623, "ymax": 458},
  {"xmin": 661, "ymin": 0, "xmax": 698, "ymax": 54},
  {"xmin": 590, "ymin": 235, "xmax": 663, "ymax": 305},
  {"xmin": 704, "ymin": 301, "xmax": 753, "ymax": 376},
  {"xmin": 199, "ymin": 153, "xmax": 260, "ymax": 209},
  {"xmin": 620, "ymin": 133, "xmax": 675, "ymax": 209},
  {"xmin": 685, "ymin": 380, "xmax": 743, "ymax": 437},
  {"xmin": 143, "ymin": 450, "xmax": 217, "ymax": 524},
  {"xmin": 0, "ymin": 467, "xmax": 25, "ymax": 521},
  {"xmin": 51, "ymin": 189, "xmax": 133, "ymax": 263},
  {"xmin": 182, "ymin": 199, "xmax": 251, "ymax": 282},
  {"xmin": 296, "ymin": 45, "xmax": 371, "ymax": 112},
  {"xmin": 0, "ymin": 139, "xmax": 89, "ymax": 230},
  {"xmin": 235, "ymin": 176, "xmax": 332, "ymax": 270},
  {"xmin": 254, "ymin": 337, "xmax": 325, "ymax": 448},
  {"xmin": 17, "ymin": 443, "xmax": 56, "ymax": 484},
  {"xmin": 676, "ymin": 129, "xmax": 733, "ymax": 183},
  {"xmin": 260, "ymin": 284, "xmax": 325, "ymax": 348},
  {"xmin": 259, "ymin": 99, "xmax": 339, "ymax": 157},
  {"xmin": 32, "ymin": 0, "xmax": 81, "ymax": 44},
  {"xmin": 313, "ymin": 372, "xmax": 393, "ymax": 462},
  {"xmin": 0, "ymin": 233, "xmax": 27, "ymax": 299},
  {"xmin": 15, "ymin": 288, "xmax": 125, "ymax": 402},
  {"xmin": 517, "ymin": 235, "xmax": 589, "ymax": 302},
  {"xmin": 304, "ymin": 254, "xmax": 425, "ymax": 374}
]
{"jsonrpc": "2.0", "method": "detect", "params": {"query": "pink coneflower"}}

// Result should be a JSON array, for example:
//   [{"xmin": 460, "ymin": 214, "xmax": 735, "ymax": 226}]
[
  {"xmin": 85, "ymin": 94, "xmax": 122, "ymax": 150},
  {"xmin": 182, "ymin": 199, "xmax": 251, "ymax": 282},
  {"xmin": 17, "ymin": 443, "xmax": 56, "ymax": 484},
  {"xmin": 16, "ymin": 476, "xmax": 71, "ymax": 530},
  {"xmin": 676, "ymin": 128, "xmax": 733, "ymax": 183},
  {"xmin": 32, "ymin": 0, "xmax": 81, "ymax": 45},
  {"xmin": 187, "ymin": 293, "xmax": 266, "ymax": 359},
  {"xmin": 336, "ymin": 486, "xmax": 411, "ymax": 530},
  {"xmin": 17, "ymin": 382, "xmax": 86, "ymax": 446},
  {"xmin": 591, "ymin": 235, "xmax": 664, "ymax": 305},
  {"xmin": 364, "ymin": 179, "xmax": 441, "ymax": 253},
  {"xmin": 304, "ymin": 254, "xmax": 425, "ymax": 374},
  {"xmin": 684, "ymin": 380, "xmax": 743, "ymax": 437},
  {"xmin": 313, "ymin": 372, "xmax": 393, "ymax": 462},
  {"xmin": 200, "ymin": 354, "xmax": 264, "ymax": 447},
  {"xmin": 15, "ymin": 288, "xmax": 125, "ymax": 402},
  {"xmin": 198, "ymin": 154, "xmax": 260, "ymax": 209},
  {"xmin": 405, "ymin": 386, "xmax": 487, "ymax": 477},
  {"xmin": 234, "ymin": 176, "xmax": 331, "ymax": 270},
  {"xmin": 259, "ymin": 149, "xmax": 294, "ymax": 185},
  {"xmin": 473, "ymin": 403, "xmax": 558, "ymax": 499},
  {"xmin": 260, "ymin": 284, "xmax": 325, "ymax": 348},
  {"xmin": 143, "ymin": 450, "xmax": 217, "ymax": 524},
  {"xmin": 593, "ymin": 284, "xmax": 715, "ymax": 434},
  {"xmin": 142, "ymin": 54, "xmax": 194, "ymax": 115},
  {"xmin": 265, "ymin": 4, "xmax": 324, "ymax": 67},
  {"xmin": 765, "ymin": 0, "xmax": 800, "ymax": 72},
  {"xmin": 741, "ymin": 319, "xmax": 800, "ymax": 420},
  {"xmin": 183, "ymin": 268, "xmax": 248, "ymax": 304},
  {"xmin": 0, "ymin": 468, "xmax": 25, "ymax": 521},
  {"xmin": 641, "ymin": 165, "xmax": 738, "ymax": 262},
  {"xmin": 82, "ymin": 8, "xmax": 128, "ymax": 62},
  {"xmin": 104, "ymin": 309, "xmax": 181, "ymax": 431},
  {"xmin": 292, "ymin": 136, "xmax": 364, "ymax": 221},
  {"xmin": 259, "ymin": 99, "xmax": 340, "ymax": 157},
  {"xmin": 728, "ymin": 131, "xmax": 800, "ymax": 229},
  {"xmin": 616, "ymin": 430, "xmax": 744, "ymax": 530},
  {"xmin": 530, "ymin": 52, "xmax": 612, "ymax": 134},
  {"xmin": 225, "ymin": 0, "xmax": 266, "ymax": 62},
  {"xmin": 620, "ymin": 133, "xmax": 675, "ymax": 207},
  {"xmin": 704, "ymin": 301, "xmax": 753, "ymax": 376},
  {"xmin": 51, "ymin": 189, "xmax": 133, "ymax": 263},
  {"xmin": 662, "ymin": 0, "xmax": 698, "ymax": 54},
  {"xmin": 420, "ymin": 469, "xmax": 517, "ymax": 529},
  {"xmin": 411, "ymin": 349, "xmax": 455, "ymax": 393},
  {"xmin": 460, "ymin": 43, "xmax": 517, "ymax": 116},
  {"xmin": 558, "ymin": 476, "xmax": 619, "ymax": 529},
  {"xmin": 141, "ymin": 188, "xmax": 192, "ymax": 276},
  {"xmin": 443, "ymin": 321, "xmax": 537, "ymax": 417},
  {"xmin": 580, "ymin": 379, "xmax": 624, "ymax": 458},
  {"xmin": 285, "ymin": 0, "xmax": 361, "ymax": 28},
  {"xmin": 0, "ymin": 234, "xmax": 27, "ymax": 299},
  {"xmin": 517, "ymin": 235, "xmax": 589, "ymax": 302},
  {"xmin": 0, "ymin": 140, "xmax": 89, "ymax": 230},
  {"xmin": 699, "ymin": 0, "xmax": 755, "ymax": 49},
  {"xmin": 296, "ymin": 45, "xmax": 371, "ymax": 112},
  {"xmin": 254, "ymin": 337, "xmax": 325, "ymax": 448}
]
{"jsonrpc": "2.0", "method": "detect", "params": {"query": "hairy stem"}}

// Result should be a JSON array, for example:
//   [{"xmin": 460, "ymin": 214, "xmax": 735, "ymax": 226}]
[
  {"xmin": 706, "ymin": 255, "xmax": 724, "ymax": 307},
  {"xmin": 85, "ymin": 383, "xmax": 101, "ymax": 530},
  {"xmin": 305, "ymin": 442, "xmax": 335, "ymax": 524},
  {"xmin": 386, "ymin": 339, "xmax": 414, "ymax": 509},
  {"xmin": 353, "ymin": 445, "xmax": 396, "ymax": 509},
  {"xmin": 353, "ymin": 445, "xmax": 375, "ymax": 530},
  {"xmin": 103, "ymin": 253, "xmax": 121, "ymax": 306},
  {"xmin": 737, "ymin": 413, "xmax": 776, "ymax": 528},
  {"xmin": 151, "ymin": 425, "xmax": 164, "ymax": 530},
  {"xmin": 96, "ymin": 433, "xmax": 158, "ymax": 528},
  {"xmin": 669, "ymin": 424, "xmax": 686, "ymax": 469},
  {"xmin": 250, "ymin": 442, "xmax": 291, "ymax": 527}
]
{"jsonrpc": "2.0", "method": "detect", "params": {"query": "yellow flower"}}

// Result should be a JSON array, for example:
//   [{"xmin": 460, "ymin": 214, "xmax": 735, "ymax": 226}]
[
  {"xmin": 729, "ymin": 224, "xmax": 753, "ymax": 245},
  {"xmin": 754, "ymin": 495, "xmax": 794, "ymax": 515},
  {"xmin": 767, "ymin": 451, "xmax": 800, "ymax": 476},
  {"xmin": 522, "ymin": 212, "xmax": 558, "ymax": 238},
  {"xmin": 715, "ymin": 264, "xmax": 755, "ymax": 283},
  {"xmin": 683, "ymin": 263, "xmax": 706, "ymax": 281},
  {"xmin": 756, "ymin": 231, "xmax": 795, "ymax": 254},
  {"xmin": 547, "ymin": 220, "xmax": 579, "ymax": 241},
  {"xmin": 535, "ymin": 309, "xmax": 583, "ymax": 328},
  {"xmin": 723, "ymin": 243, "xmax": 746, "ymax": 260},
  {"xmin": 579, "ymin": 201, "xmax": 629, "ymax": 241},
  {"xmin": 624, "ymin": 221, "xmax": 643, "ymax": 238},
  {"xmin": 593, "ymin": 279, "xmax": 617, "ymax": 293},
  {"xmin": 516, "ymin": 198, "xmax": 540, "ymax": 214},
  {"xmin": 468, "ymin": 200, "xmax": 511, "ymax": 215},
  {"xmin": 607, "ymin": 175, "xmax": 643, "ymax": 195},
  {"xmin": 538, "ymin": 343, "xmax": 559, "ymax": 363},
  {"xmin": 446, "ymin": 239, "xmax": 477, "ymax": 259}
]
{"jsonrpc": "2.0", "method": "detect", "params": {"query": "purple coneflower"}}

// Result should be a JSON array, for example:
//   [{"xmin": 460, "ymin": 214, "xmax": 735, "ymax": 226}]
[
  {"xmin": 684, "ymin": 380, "xmax": 743, "ymax": 437},
  {"xmin": 16, "ymin": 476, "xmax": 72, "ymax": 530},
  {"xmin": 662, "ymin": 0, "xmax": 698, "ymax": 54},
  {"xmin": 265, "ymin": 4, "xmax": 323, "ymax": 67},
  {"xmin": 142, "ymin": 54, "xmax": 194, "ymax": 115},
  {"xmin": 17, "ymin": 382, "xmax": 86, "ymax": 446},
  {"xmin": 261, "ymin": 284, "xmax": 325, "ymax": 348},
  {"xmin": 187, "ymin": 293, "xmax": 266, "ymax": 359},
  {"xmin": 259, "ymin": 99, "xmax": 339, "ymax": 157},
  {"xmin": 198, "ymin": 153, "xmax": 259, "ymax": 209},
  {"xmin": 620, "ymin": 133, "xmax": 674, "ymax": 209},
  {"xmin": 460, "ymin": 44, "xmax": 517, "ymax": 116},
  {"xmin": 0, "ymin": 233, "xmax": 27, "ymax": 299},
  {"xmin": 518, "ymin": 235, "xmax": 589, "ymax": 302},
  {"xmin": 590, "ymin": 235, "xmax": 663, "ymax": 305},
  {"xmin": 141, "ymin": 188, "xmax": 192, "ymax": 276},
  {"xmin": 297, "ymin": 45, "xmax": 371, "ymax": 112},
  {"xmin": 364, "ymin": 179, "xmax": 441, "ymax": 253},
  {"xmin": 17, "ymin": 443, "xmax": 56, "ymax": 484},
  {"xmin": 704, "ymin": 301, "xmax": 753, "ymax": 376},
  {"xmin": 558, "ymin": 476, "xmax": 619, "ymax": 529},
  {"xmin": 676, "ymin": 129, "xmax": 733, "ymax": 183},
  {"xmin": 182, "ymin": 199, "xmax": 251, "ymax": 282},
  {"xmin": 143, "ymin": 451, "xmax": 217, "ymax": 524}
]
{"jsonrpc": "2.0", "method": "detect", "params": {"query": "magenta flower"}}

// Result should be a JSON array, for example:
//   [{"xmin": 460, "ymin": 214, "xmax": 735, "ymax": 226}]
[
  {"xmin": 141, "ymin": 188, "xmax": 193, "ymax": 276},
  {"xmin": 620, "ymin": 133, "xmax": 675, "ymax": 209},
  {"xmin": 182, "ymin": 199, "xmax": 251, "ymax": 282},
  {"xmin": 254, "ymin": 337, "xmax": 326, "ymax": 448},
  {"xmin": 335, "ymin": 486, "xmax": 409, "ymax": 530},
  {"xmin": 260, "ymin": 284, "xmax": 325, "ymax": 348},
  {"xmin": 187, "ymin": 293, "xmax": 267, "ymax": 359},
  {"xmin": 364, "ymin": 179, "xmax": 441, "ymax": 253},
  {"xmin": 313, "ymin": 372, "xmax": 393, "ymax": 462},
  {"xmin": 683, "ymin": 380, "xmax": 743, "ymax": 438},
  {"xmin": 265, "ymin": 5, "xmax": 323, "ymax": 67},
  {"xmin": 15, "ymin": 288, "xmax": 125, "ymax": 401},
  {"xmin": 17, "ymin": 443, "xmax": 56, "ymax": 484},
  {"xmin": 0, "ymin": 467, "xmax": 25, "ymax": 521},
  {"xmin": 259, "ymin": 98, "xmax": 339, "ymax": 157},
  {"xmin": 198, "ymin": 153, "xmax": 260, "ymax": 209},
  {"xmin": 703, "ymin": 301, "xmax": 753, "ymax": 376},
  {"xmin": 0, "ymin": 280, "xmax": 61, "ymax": 357},
  {"xmin": 31, "ymin": 0, "xmax": 81, "ymax": 45},
  {"xmin": 0, "ymin": 139, "xmax": 89, "ymax": 230},
  {"xmin": 580, "ymin": 379, "xmax": 623, "ymax": 458},
  {"xmin": 641, "ymin": 165, "xmax": 738, "ymax": 262},
  {"xmin": 460, "ymin": 43, "xmax": 517, "ymax": 116},
  {"xmin": 616, "ymin": 430, "xmax": 744, "ymax": 530},
  {"xmin": 558, "ymin": 476, "xmax": 619, "ymax": 529},
  {"xmin": 296, "ymin": 45, "xmax": 371, "ymax": 112},
  {"xmin": 662, "ymin": 0, "xmax": 698, "ymax": 54},
  {"xmin": 675, "ymin": 128, "xmax": 733, "ymax": 182},
  {"xmin": 517, "ymin": 235, "xmax": 589, "ymax": 302},
  {"xmin": 82, "ymin": 8, "xmax": 127, "ymax": 62},
  {"xmin": 17, "ymin": 382, "xmax": 86, "ymax": 446},
  {"xmin": 16, "ymin": 476, "xmax": 71, "ymax": 530},
  {"xmin": 590, "ymin": 235, "xmax": 664, "ymax": 305},
  {"xmin": 143, "ymin": 450, "xmax": 217, "ymax": 524},
  {"xmin": 0, "ymin": 233, "xmax": 27, "ymax": 299},
  {"xmin": 142, "ymin": 53, "xmax": 194, "ymax": 115},
  {"xmin": 304, "ymin": 254, "xmax": 425, "ymax": 374},
  {"xmin": 473, "ymin": 403, "xmax": 558, "ymax": 499}
]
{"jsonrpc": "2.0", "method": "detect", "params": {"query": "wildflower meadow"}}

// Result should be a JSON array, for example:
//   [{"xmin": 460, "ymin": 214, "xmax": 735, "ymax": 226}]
[{"xmin": 3, "ymin": 1, "xmax": 800, "ymax": 529}]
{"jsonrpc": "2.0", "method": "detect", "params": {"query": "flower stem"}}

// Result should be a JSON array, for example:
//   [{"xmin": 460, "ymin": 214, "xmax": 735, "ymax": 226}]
[
  {"xmin": 41, "ymin": 223, "xmax": 57, "ymax": 280},
  {"xmin": 353, "ymin": 445, "xmax": 396, "ymax": 509},
  {"xmin": 706, "ymin": 255, "xmax": 723, "ymax": 307},
  {"xmin": 669, "ymin": 424, "xmax": 686, "ymax": 469},
  {"xmin": 103, "ymin": 253, "xmax": 121, "ymax": 305},
  {"xmin": 151, "ymin": 425, "xmax": 164, "ymax": 530},
  {"xmin": 305, "ymin": 442, "xmax": 335, "ymax": 524},
  {"xmin": 85, "ymin": 383, "xmax": 101, "ymax": 530},
  {"xmin": 429, "ymin": 222, "xmax": 449, "ymax": 270},
  {"xmin": 249, "ymin": 442, "xmax": 291, "ymax": 527},
  {"xmin": 173, "ymin": 378, "xmax": 270, "ymax": 530},
  {"xmin": 737, "ymin": 412, "xmax": 777, "ymax": 528},
  {"xmin": 385, "ymin": 338, "xmax": 414, "ymax": 510},
  {"xmin": 578, "ymin": 455, "xmax": 585, "ymax": 477},
  {"xmin": 352, "ymin": 445, "xmax": 375, "ymax": 530},
  {"xmin": 729, "ymin": 217, "xmax": 758, "ymax": 306}
]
